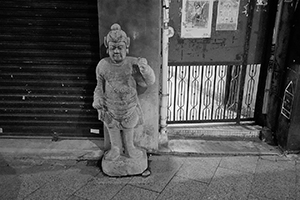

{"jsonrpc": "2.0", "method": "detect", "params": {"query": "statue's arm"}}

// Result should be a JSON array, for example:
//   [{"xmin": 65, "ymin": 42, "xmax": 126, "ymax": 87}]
[
  {"xmin": 92, "ymin": 62, "xmax": 105, "ymax": 109},
  {"xmin": 133, "ymin": 58, "xmax": 155, "ymax": 87},
  {"xmin": 139, "ymin": 64, "xmax": 155, "ymax": 86}
]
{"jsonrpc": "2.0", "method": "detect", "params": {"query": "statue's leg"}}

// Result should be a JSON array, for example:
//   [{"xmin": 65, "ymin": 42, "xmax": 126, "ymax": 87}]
[
  {"xmin": 103, "ymin": 125, "xmax": 111, "ymax": 151},
  {"xmin": 123, "ymin": 128, "xmax": 143, "ymax": 158},
  {"xmin": 105, "ymin": 128, "xmax": 122, "ymax": 161}
]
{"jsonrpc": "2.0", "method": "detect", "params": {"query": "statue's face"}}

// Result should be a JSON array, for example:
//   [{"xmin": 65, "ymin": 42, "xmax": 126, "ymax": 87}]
[{"xmin": 108, "ymin": 41, "xmax": 127, "ymax": 63}]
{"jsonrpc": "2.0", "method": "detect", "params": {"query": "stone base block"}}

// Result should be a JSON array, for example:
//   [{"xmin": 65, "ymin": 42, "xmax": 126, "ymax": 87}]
[{"xmin": 102, "ymin": 149, "xmax": 148, "ymax": 177}]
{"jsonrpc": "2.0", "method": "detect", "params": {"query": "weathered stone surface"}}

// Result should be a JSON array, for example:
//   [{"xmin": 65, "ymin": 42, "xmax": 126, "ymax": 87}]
[
  {"xmin": 102, "ymin": 149, "xmax": 148, "ymax": 177},
  {"xmin": 92, "ymin": 23, "xmax": 155, "ymax": 177}
]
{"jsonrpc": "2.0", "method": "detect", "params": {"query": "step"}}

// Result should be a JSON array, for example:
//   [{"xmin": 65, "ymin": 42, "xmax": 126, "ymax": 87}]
[
  {"xmin": 167, "ymin": 122, "xmax": 262, "ymax": 141},
  {"xmin": 155, "ymin": 139, "xmax": 280, "ymax": 156}
]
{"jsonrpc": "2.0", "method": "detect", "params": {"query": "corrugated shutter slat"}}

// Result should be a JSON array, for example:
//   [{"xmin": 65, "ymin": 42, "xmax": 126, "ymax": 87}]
[{"xmin": 0, "ymin": 0, "xmax": 103, "ymax": 137}]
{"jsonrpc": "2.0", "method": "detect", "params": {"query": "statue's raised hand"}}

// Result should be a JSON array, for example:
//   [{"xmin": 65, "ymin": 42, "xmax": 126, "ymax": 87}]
[
  {"xmin": 137, "ymin": 57, "xmax": 148, "ymax": 73},
  {"xmin": 92, "ymin": 100, "xmax": 101, "ymax": 110},
  {"xmin": 92, "ymin": 99, "xmax": 104, "ymax": 110}
]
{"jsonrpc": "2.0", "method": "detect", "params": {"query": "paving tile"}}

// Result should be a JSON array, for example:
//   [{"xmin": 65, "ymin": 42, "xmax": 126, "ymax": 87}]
[
  {"xmin": 0, "ymin": 156, "xmax": 12, "ymax": 167},
  {"xmin": 1, "ymin": 156, "xmax": 45, "ymax": 167},
  {"xmin": 176, "ymin": 157, "xmax": 221, "ymax": 183},
  {"xmin": 40, "ymin": 159, "xmax": 78, "ymax": 168},
  {"xmin": 202, "ymin": 167, "xmax": 254, "ymax": 200},
  {"xmin": 24, "ymin": 168, "xmax": 94, "ymax": 200},
  {"xmin": 112, "ymin": 184, "xmax": 159, "ymax": 200},
  {"xmin": 70, "ymin": 162, "xmax": 101, "ymax": 177},
  {"xmin": 296, "ymin": 161, "xmax": 300, "ymax": 174},
  {"xmin": 16, "ymin": 162, "xmax": 73, "ymax": 195},
  {"xmin": 1, "ymin": 172, "xmax": 52, "ymax": 200},
  {"xmin": 129, "ymin": 155, "xmax": 184, "ymax": 192},
  {"xmin": 250, "ymin": 157, "xmax": 297, "ymax": 200},
  {"xmin": 256, "ymin": 156, "xmax": 296, "ymax": 175},
  {"xmin": 60, "ymin": 167, "xmax": 96, "ymax": 189},
  {"xmin": 24, "ymin": 182, "xmax": 76, "ymax": 200},
  {"xmin": 74, "ymin": 173, "xmax": 132, "ymax": 200},
  {"xmin": 250, "ymin": 182, "xmax": 296, "ymax": 200},
  {"xmin": 0, "ymin": 176, "xmax": 23, "ymax": 200},
  {"xmin": 0, "ymin": 162, "xmax": 31, "ymax": 176},
  {"xmin": 22, "ymin": 162, "xmax": 68, "ymax": 178},
  {"xmin": 219, "ymin": 156, "xmax": 259, "ymax": 174},
  {"xmin": 0, "ymin": 164, "xmax": 36, "ymax": 199},
  {"xmin": 0, "ymin": 166, "xmax": 19, "ymax": 182},
  {"xmin": 67, "ymin": 195, "xmax": 89, "ymax": 200},
  {"xmin": 247, "ymin": 194, "xmax": 272, "ymax": 200},
  {"xmin": 7, "ymin": 163, "xmax": 70, "ymax": 199},
  {"xmin": 296, "ymin": 162, "xmax": 300, "ymax": 200},
  {"xmin": 157, "ymin": 175, "xmax": 208, "ymax": 200}
]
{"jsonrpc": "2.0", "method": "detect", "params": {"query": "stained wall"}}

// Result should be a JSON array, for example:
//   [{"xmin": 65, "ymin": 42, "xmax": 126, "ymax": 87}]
[{"xmin": 97, "ymin": 0, "xmax": 161, "ymax": 150}]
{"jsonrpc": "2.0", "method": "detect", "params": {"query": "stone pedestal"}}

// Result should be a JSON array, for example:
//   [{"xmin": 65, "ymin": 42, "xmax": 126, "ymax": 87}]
[{"xmin": 102, "ymin": 149, "xmax": 148, "ymax": 177}]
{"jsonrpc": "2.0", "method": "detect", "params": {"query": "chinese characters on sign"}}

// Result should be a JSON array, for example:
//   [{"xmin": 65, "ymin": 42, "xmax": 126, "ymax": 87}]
[
  {"xmin": 216, "ymin": 0, "xmax": 240, "ymax": 31},
  {"xmin": 181, "ymin": 0, "xmax": 214, "ymax": 38}
]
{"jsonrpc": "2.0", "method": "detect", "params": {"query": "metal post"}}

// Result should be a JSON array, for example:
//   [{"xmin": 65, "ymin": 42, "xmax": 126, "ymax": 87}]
[{"xmin": 159, "ymin": 0, "xmax": 170, "ymax": 146}]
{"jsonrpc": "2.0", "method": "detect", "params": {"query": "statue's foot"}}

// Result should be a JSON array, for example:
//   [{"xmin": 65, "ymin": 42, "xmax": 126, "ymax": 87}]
[
  {"xmin": 105, "ymin": 146, "xmax": 121, "ymax": 161},
  {"xmin": 127, "ymin": 147, "xmax": 143, "ymax": 158}
]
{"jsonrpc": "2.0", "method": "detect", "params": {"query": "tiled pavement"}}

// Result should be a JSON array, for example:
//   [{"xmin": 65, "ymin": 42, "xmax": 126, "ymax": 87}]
[{"xmin": 1, "ymin": 154, "xmax": 300, "ymax": 200}]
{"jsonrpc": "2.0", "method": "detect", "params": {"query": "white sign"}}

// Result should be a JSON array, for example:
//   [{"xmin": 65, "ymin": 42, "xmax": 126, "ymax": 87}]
[
  {"xmin": 181, "ymin": 0, "xmax": 214, "ymax": 38},
  {"xmin": 216, "ymin": 0, "xmax": 240, "ymax": 31},
  {"xmin": 281, "ymin": 81, "xmax": 294, "ymax": 120}
]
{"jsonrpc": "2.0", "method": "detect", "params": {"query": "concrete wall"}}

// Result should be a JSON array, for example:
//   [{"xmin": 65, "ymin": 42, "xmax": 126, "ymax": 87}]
[
  {"xmin": 168, "ymin": 0, "xmax": 267, "ymax": 65},
  {"xmin": 276, "ymin": 3, "xmax": 300, "ymax": 151},
  {"xmin": 97, "ymin": 0, "xmax": 161, "ymax": 150},
  {"xmin": 266, "ymin": 1, "xmax": 295, "ymax": 133},
  {"xmin": 276, "ymin": 66, "xmax": 300, "ymax": 151}
]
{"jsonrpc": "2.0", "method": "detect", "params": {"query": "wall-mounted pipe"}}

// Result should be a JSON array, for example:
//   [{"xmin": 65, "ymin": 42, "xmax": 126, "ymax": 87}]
[{"xmin": 159, "ymin": 0, "xmax": 170, "ymax": 147}]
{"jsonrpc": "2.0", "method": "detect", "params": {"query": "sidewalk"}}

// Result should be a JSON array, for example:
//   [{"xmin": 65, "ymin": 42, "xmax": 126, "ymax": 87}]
[
  {"xmin": 0, "ymin": 136, "xmax": 280, "ymax": 160},
  {"xmin": 0, "ymin": 138, "xmax": 299, "ymax": 200}
]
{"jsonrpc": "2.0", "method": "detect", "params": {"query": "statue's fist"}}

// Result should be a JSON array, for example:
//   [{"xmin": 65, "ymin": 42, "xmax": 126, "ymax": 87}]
[
  {"xmin": 138, "ymin": 57, "xmax": 147, "ymax": 65},
  {"xmin": 92, "ymin": 100, "xmax": 102, "ymax": 110},
  {"xmin": 137, "ymin": 57, "xmax": 148, "ymax": 73}
]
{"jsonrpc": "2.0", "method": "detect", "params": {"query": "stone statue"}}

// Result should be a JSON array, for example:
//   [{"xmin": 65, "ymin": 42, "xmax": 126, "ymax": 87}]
[{"xmin": 92, "ymin": 23, "xmax": 155, "ymax": 176}]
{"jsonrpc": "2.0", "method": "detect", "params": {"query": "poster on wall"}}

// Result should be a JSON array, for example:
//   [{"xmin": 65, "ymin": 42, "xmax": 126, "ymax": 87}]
[
  {"xmin": 216, "ymin": 0, "xmax": 240, "ymax": 31},
  {"xmin": 181, "ymin": 0, "xmax": 214, "ymax": 38}
]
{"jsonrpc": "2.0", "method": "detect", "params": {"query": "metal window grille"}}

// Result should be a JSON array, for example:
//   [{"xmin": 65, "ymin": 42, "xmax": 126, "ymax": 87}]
[{"xmin": 167, "ymin": 64, "xmax": 260, "ymax": 123}]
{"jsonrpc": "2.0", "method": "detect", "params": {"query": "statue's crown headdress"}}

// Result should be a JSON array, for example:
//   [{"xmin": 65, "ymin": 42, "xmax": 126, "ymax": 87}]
[{"xmin": 104, "ymin": 23, "xmax": 130, "ymax": 47}]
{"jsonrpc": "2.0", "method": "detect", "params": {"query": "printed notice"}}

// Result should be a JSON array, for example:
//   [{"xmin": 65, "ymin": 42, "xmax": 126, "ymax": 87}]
[
  {"xmin": 216, "ymin": 0, "xmax": 240, "ymax": 31},
  {"xmin": 181, "ymin": 0, "xmax": 214, "ymax": 38}
]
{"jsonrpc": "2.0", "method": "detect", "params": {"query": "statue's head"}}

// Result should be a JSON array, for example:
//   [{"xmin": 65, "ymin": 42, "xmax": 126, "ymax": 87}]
[{"xmin": 104, "ymin": 23, "xmax": 130, "ymax": 63}]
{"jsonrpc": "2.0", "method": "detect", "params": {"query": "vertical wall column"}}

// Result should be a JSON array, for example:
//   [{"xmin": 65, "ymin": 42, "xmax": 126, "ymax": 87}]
[
  {"xmin": 266, "ymin": 1, "xmax": 296, "ymax": 133},
  {"xmin": 275, "ymin": 1, "xmax": 300, "ymax": 151}
]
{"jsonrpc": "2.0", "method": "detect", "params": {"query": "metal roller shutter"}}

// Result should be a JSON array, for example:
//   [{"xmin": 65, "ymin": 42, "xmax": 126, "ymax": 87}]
[{"xmin": 0, "ymin": 0, "xmax": 103, "ymax": 137}]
